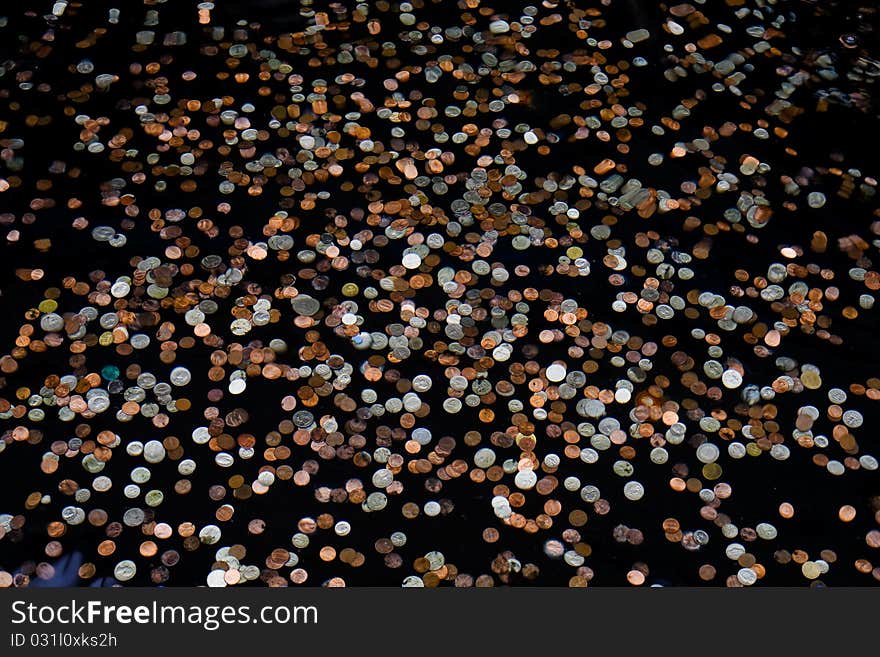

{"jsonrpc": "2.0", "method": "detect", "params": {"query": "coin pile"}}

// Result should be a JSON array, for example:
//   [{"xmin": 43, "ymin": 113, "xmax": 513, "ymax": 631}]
[{"xmin": 0, "ymin": 1, "xmax": 878, "ymax": 587}]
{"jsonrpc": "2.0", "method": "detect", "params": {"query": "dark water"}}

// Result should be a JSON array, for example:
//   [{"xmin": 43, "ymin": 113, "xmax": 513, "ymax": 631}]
[{"xmin": 0, "ymin": 1, "xmax": 878, "ymax": 587}]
